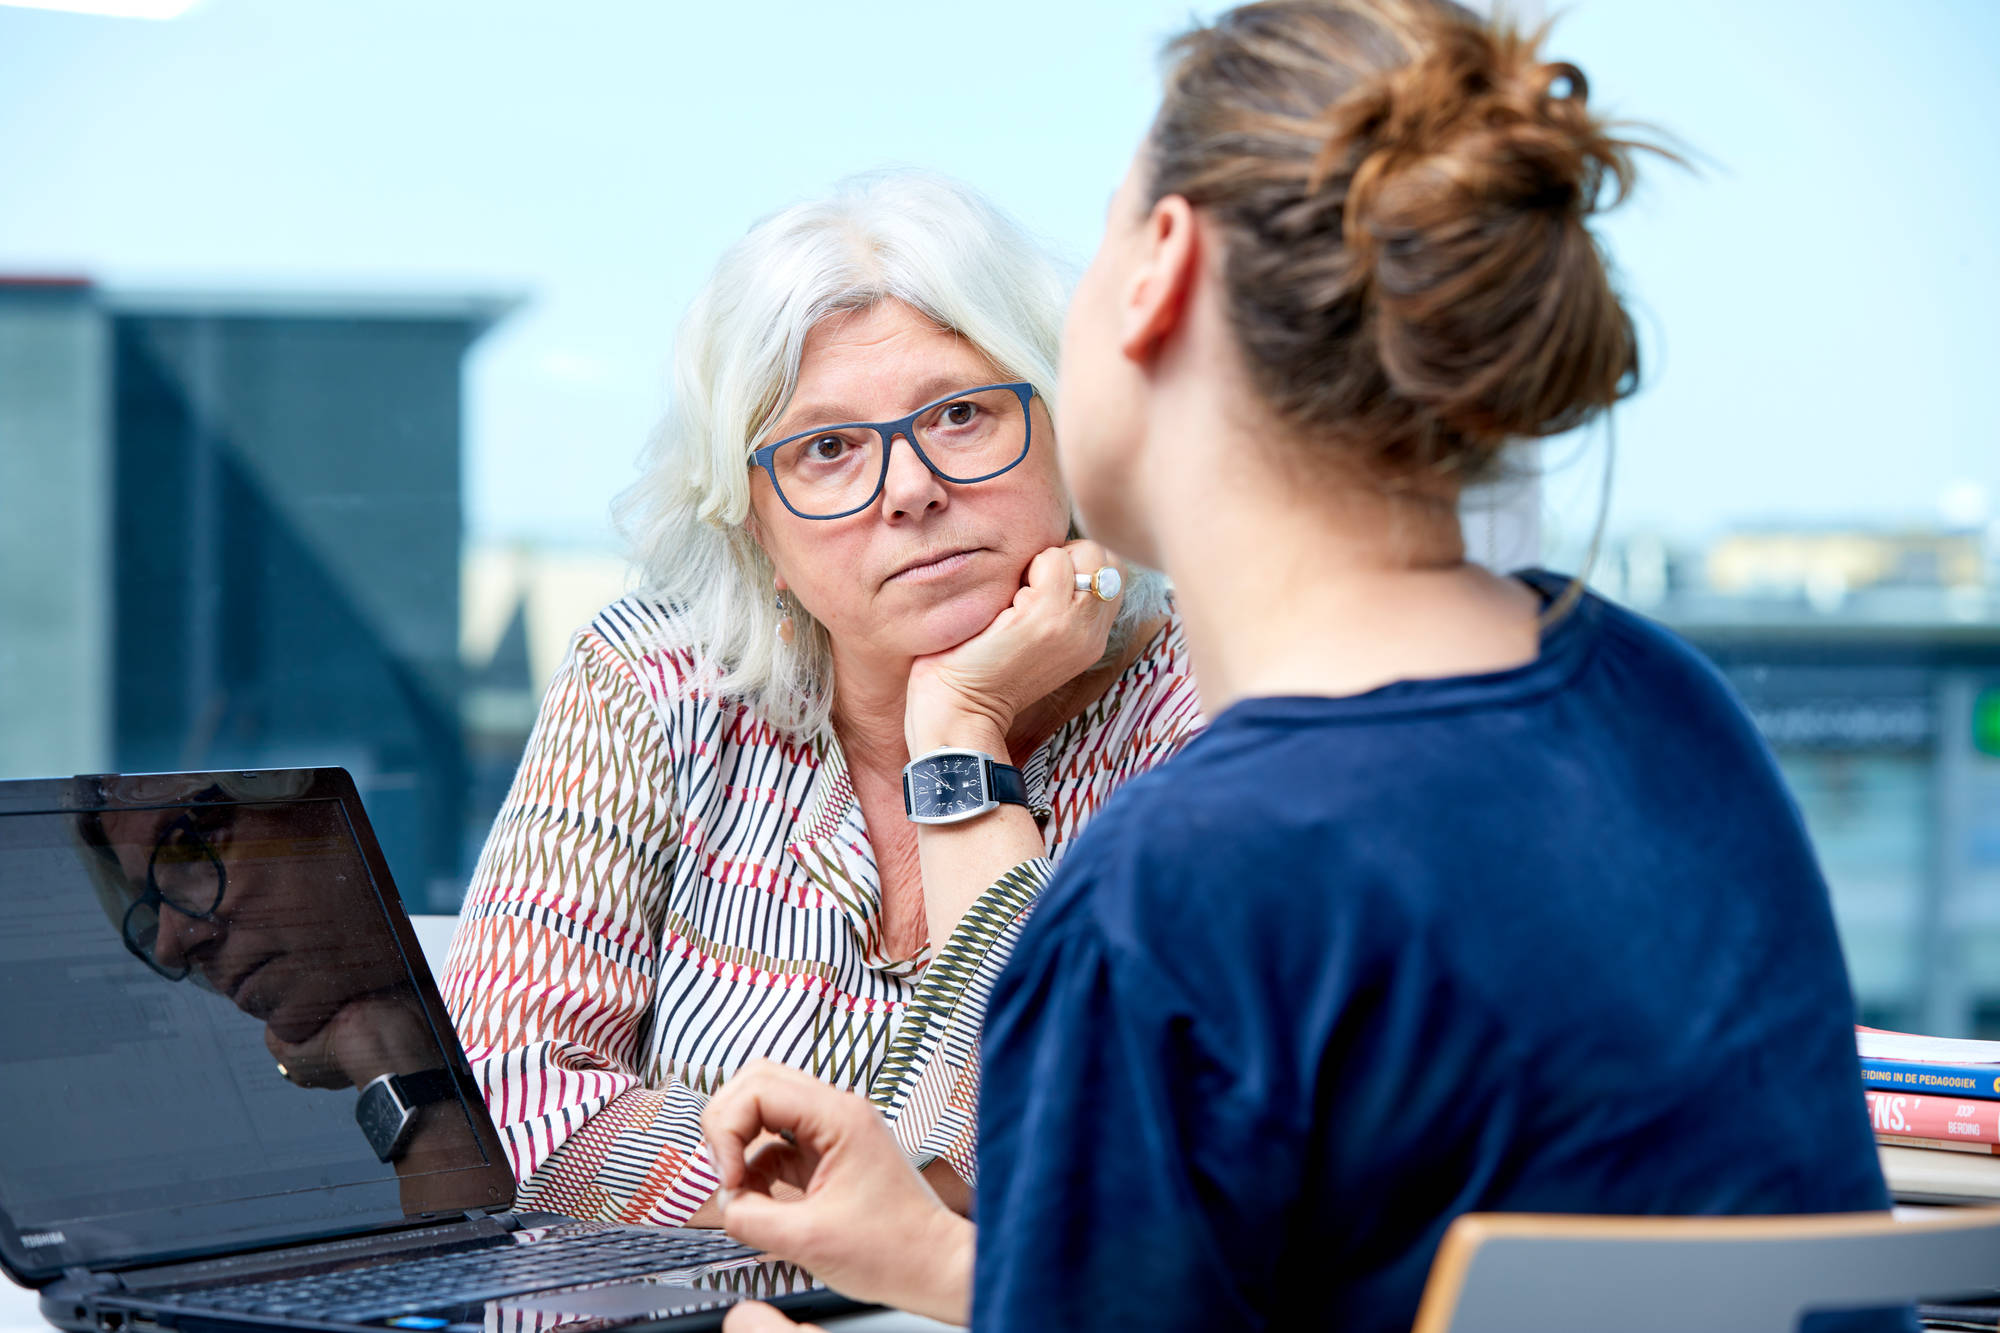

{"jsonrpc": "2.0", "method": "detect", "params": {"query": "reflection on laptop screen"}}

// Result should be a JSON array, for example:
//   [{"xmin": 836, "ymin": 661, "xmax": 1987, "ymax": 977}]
[{"xmin": 0, "ymin": 774, "xmax": 502, "ymax": 1271}]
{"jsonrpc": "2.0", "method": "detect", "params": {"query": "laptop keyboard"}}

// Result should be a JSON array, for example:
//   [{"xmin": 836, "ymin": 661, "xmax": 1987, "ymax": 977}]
[{"xmin": 163, "ymin": 1228, "xmax": 758, "ymax": 1322}]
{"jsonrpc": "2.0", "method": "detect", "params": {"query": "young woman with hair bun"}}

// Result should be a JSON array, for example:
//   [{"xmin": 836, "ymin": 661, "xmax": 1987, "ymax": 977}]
[{"xmin": 701, "ymin": 2, "xmax": 1896, "ymax": 1328}]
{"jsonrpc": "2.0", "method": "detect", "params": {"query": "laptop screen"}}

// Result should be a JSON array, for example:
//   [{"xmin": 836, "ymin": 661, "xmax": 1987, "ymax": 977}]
[{"xmin": 0, "ymin": 770, "xmax": 517, "ymax": 1282}]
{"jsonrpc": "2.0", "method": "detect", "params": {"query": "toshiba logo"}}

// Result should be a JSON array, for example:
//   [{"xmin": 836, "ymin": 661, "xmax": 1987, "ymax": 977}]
[{"xmin": 20, "ymin": 1231, "xmax": 66, "ymax": 1248}]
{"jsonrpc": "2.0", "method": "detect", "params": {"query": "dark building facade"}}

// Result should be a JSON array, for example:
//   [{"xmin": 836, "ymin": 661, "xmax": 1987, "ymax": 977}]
[{"xmin": 1, "ymin": 280, "xmax": 512, "ymax": 911}]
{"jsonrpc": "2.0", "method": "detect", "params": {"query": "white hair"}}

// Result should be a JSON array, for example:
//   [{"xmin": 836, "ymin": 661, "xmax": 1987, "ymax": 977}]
[{"xmin": 616, "ymin": 170, "xmax": 1170, "ymax": 738}]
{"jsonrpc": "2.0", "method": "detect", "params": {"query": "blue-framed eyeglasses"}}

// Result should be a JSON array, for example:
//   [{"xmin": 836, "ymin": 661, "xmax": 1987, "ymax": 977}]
[{"xmin": 747, "ymin": 381, "xmax": 1036, "ymax": 521}]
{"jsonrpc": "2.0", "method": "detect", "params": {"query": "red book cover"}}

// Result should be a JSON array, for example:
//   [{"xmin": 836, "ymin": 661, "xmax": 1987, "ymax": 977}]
[{"xmin": 1866, "ymin": 1089, "xmax": 2000, "ymax": 1146}]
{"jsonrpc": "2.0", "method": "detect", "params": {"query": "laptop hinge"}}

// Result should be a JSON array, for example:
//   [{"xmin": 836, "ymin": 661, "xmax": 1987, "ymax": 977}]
[{"xmin": 461, "ymin": 1207, "xmax": 524, "ymax": 1228}]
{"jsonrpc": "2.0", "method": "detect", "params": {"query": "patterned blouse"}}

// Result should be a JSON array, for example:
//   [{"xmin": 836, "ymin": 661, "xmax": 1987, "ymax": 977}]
[{"xmin": 440, "ymin": 594, "xmax": 1204, "ymax": 1224}]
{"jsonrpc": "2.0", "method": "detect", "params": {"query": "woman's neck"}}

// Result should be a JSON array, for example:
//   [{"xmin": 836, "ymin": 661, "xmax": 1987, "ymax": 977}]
[
  {"xmin": 828, "ymin": 647, "xmax": 915, "ymax": 778},
  {"xmin": 1146, "ymin": 396, "xmax": 1543, "ymax": 718}
]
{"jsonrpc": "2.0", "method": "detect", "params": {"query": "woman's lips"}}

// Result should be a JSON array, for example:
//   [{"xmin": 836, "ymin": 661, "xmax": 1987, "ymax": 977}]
[{"xmin": 887, "ymin": 548, "xmax": 982, "ymax": 584}]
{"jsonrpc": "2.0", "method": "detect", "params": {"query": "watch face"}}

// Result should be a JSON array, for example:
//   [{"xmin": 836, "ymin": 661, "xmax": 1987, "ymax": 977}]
[
  {"xmin": 907, "ymin": 754, "xmax": 990, "ymax": 821},
  {"xmin": 356, "ymin": 1080, "xmax": 415, "ymax": 1163}
]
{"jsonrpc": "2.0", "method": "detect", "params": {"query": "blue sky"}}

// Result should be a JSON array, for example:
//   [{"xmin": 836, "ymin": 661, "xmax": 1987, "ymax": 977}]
[{"xmin": 2, "ymin": 0, "xmax": 1995, "ymax": 555}]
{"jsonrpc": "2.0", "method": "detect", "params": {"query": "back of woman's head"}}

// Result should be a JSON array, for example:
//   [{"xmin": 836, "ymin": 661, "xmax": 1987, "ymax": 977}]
[{"xmin": 1149, "ymin": 0, "xmax": 1647, "ymax": 482}]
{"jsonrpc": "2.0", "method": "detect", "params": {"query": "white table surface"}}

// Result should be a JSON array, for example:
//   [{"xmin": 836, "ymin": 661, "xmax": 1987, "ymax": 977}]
[{"xmin": 0, "ymin": 1280, "xmax": 956, "ymax": 1333}]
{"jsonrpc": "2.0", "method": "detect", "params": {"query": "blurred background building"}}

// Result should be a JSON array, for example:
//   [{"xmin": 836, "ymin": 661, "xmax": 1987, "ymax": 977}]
[{"xmin": 0, "ymin": 276, "xmax": 515, "ymax": 909}]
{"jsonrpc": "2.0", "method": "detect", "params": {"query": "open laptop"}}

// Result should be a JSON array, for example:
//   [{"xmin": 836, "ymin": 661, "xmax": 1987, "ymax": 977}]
[{"xmin": 0, "ymin": 768, "xmax": 868, "ymax": 1333}]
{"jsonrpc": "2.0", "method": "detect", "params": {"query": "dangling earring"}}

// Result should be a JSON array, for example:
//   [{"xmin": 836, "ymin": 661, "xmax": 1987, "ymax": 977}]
[{"xmin": 774, "ymin": 589, "xmax": 796, "ymax": 646}]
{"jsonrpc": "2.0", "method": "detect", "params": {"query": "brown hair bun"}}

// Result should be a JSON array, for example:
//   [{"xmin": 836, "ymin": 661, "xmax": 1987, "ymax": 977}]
[{"xmin": 1150, "ymin": 0, "xmax": 1657, "ymax": 480}]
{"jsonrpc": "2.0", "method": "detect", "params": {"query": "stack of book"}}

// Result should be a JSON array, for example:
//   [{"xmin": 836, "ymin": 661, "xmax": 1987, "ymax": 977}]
[
  {"xmin": 1858, "ymin": 1027, "xmax": 2000, "ymax": 1206},
  {"xmin": 1860, "ymin": 1027, "xmax": 2000, "ymax": 1157}
]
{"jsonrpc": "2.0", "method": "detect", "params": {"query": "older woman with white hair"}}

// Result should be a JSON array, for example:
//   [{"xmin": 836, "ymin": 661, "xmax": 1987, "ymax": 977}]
[{"xmin": 440, "ymin": 172, "xmax": 1202, "ymax": 1226}]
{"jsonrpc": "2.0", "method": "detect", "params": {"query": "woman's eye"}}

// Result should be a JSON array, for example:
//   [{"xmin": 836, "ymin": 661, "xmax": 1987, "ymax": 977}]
[
  {"xmin": 942, "ymin": 402, "xmax": 977, "ymax": 427},
  {"xmin": 808, "ymin": 435, "xmax": 846, "ymax": 461}
]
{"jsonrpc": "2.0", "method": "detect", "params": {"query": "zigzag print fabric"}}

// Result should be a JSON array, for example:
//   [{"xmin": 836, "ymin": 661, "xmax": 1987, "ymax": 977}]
[{"xmin": 441, "ymin": 595, "xmax": 1204, "ymax": 1223}]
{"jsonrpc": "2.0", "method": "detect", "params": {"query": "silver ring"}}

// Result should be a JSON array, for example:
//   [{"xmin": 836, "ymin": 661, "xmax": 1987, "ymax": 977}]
[{"xmin": 1074, "ymin": 568, "xmax": 1122, "ymax": 603}]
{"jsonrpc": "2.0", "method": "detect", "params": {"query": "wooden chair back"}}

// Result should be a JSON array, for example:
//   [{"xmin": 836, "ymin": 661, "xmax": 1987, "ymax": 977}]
[{"xmin": 1411, "ymin": 1208, "xmax": 2000, "ymax": 1333}]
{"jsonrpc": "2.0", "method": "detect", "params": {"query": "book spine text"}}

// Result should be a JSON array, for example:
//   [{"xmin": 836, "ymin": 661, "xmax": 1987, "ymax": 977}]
[
  {"xmin": 1860, "ymin": 1060, "xmax": 2000, "ymax": 1097},
  {"xmin": 1866, "ymin": 1091, "xmax": 2000, "ymax": 1146}
]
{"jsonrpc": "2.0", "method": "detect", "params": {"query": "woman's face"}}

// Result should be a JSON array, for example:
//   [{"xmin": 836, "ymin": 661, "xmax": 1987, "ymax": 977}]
[
  {"xmin": 97, "ymin": 795, "xmax": 406, "ymax": 1046},
  {"xmin": 1056, "ymin": 153, "xmax": 1155, "ymax": 566},
  {"xmin": 748, "ymin": 299, "xmax": 1070, "ymax": 663}
]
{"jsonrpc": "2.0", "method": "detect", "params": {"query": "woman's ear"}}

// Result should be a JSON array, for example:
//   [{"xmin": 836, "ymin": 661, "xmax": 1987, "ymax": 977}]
[{"xmin": 1120, "ymin": 194, "xmax": 1200, "ymax": 364}]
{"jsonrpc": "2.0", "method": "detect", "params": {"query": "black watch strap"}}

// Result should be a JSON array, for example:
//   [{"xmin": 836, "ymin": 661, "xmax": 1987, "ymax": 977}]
[
  {"xmin": 391, "ymin": 1068, "xmax": 459, "ymax": 1107},
  {"xmin": 987, "ymin": 759, "xmax": 1028, "ymax": 808}
]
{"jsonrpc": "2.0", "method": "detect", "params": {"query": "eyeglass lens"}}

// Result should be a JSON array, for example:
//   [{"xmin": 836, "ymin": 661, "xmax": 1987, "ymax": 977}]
[
  {"xmin": 125, "ymin": 819, "xmax": 227, "ymax": 978},
  {"xmin": 769, "ymin": 386, "xmax": 1028, "ymax": 518}
]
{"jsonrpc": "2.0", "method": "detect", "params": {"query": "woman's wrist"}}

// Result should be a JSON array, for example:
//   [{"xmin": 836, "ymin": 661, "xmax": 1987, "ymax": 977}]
[
  {"xmin": 907, "ymin": 709, "xmax": 1011, "ymax": 761},
  {"xmin": 899, "ymin": 1206, "xmax": 976, "ymax": 1325}
]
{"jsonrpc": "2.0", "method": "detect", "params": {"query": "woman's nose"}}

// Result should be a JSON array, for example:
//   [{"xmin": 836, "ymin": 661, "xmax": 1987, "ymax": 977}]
[
  {"xmin": 152, "ymin": 900, "xmax": 223, "ymax": 973},
  {"xmin": 880, "ymin": 432, "xmax": 949, "ymax": 518}
]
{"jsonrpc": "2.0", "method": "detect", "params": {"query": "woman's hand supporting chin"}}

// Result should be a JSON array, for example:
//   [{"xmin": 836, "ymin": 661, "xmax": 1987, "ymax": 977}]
[{"xmin": 904, "ymin": 538, "xmax": 1125, "ymax": 757}]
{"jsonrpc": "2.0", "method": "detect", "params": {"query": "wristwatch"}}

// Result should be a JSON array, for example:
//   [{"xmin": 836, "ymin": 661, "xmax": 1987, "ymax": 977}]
[
  {"xmin": 902, "ymin": 747, "xmax": 1029, "ymax": 825},
  {"xmin": 355, "ymin": 1069, "xmax": 459, "ymax": 1163}
]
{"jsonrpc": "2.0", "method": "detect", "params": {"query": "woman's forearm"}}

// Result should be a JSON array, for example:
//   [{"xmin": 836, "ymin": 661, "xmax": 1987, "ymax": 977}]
[{"xmin": 909, "ymin": 713, "xmax": 1048, "ymax": 948}]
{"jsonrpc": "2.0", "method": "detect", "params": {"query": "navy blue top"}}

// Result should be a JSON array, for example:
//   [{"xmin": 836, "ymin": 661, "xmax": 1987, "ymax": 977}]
[{"xmin": 973, "ymin": 574, "xmax": 1891, "ymax": 1332}]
